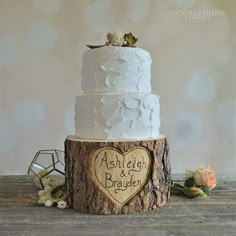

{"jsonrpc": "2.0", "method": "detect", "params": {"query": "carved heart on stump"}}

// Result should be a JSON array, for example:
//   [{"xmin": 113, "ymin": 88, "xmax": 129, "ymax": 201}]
[
  {"xmin": 91, "ymin": 147, "xmax": 151, "ymax": 206},
  {"xmin": 65, "ymin": 135, "xmax": 171, "ymax": 214}
]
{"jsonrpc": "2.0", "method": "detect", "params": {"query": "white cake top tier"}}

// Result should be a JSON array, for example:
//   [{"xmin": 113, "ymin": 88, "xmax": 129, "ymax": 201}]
[{"xmin": 81, "ymin": 46, "xmax": 152, "ymax": 94}]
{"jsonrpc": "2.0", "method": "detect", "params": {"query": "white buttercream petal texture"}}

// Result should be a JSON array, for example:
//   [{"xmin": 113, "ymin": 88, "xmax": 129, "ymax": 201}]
[{"xmin": 76, "ymin": 46, "xmax": 160, "ymax": 140}]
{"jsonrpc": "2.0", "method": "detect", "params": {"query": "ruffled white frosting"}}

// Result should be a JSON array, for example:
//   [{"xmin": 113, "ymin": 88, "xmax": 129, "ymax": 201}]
[
  {"xmin": 81, "ymin": 47, "xmax": 152, "ymax": 94},
  {"xmin": 75, "ymin": 93, "xmax": 160, "ymax": 140}
]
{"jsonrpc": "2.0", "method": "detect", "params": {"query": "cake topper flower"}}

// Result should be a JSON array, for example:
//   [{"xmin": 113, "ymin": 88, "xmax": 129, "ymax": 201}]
[
  {"xmin": 87, "ymin": 32, "xmax": 138, "ymax": 49},
  {"xmin": 106, "ymin": 32, "xmax": 124, "ymax": 46},
  {"xmin": 123, "ymin": 33, "xmax": 138, "ymax": 47}
]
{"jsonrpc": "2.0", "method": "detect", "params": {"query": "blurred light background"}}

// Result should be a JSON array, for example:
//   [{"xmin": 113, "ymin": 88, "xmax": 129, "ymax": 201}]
[{"xmin": 0, "ymin": 0, "xmax": 235, "ymax": 175}]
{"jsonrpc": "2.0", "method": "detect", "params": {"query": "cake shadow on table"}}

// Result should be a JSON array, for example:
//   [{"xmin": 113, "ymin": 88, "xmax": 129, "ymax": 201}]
[{"xmin": 65, "ymin": 32, "xmax": 171, "ymax": 214}]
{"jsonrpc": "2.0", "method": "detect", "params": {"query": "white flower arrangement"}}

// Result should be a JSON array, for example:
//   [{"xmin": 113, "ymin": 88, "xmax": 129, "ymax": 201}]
[{"xmin": 87, "ymin": 32, "xmax": 138, "ymax": 49}]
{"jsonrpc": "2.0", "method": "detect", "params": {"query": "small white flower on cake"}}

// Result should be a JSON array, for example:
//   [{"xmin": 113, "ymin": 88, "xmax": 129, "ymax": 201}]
[{"xmin": 106, "ymin": 32, "xmax": 124, "ymax": 46}]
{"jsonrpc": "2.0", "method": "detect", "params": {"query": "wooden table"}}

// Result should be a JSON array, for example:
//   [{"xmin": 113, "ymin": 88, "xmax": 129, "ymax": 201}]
[{"xmin": 0, "ymin": 175, "xmax": 235, "ymax": 236}]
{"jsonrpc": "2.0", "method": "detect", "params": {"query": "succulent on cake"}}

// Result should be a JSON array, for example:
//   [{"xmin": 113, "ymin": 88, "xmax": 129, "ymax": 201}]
[
  {"xmin": 123, "ymin": 33, "xmax": 138, "ymax": 47},
  {"xmin": 87, "ymin": 32, "xmax": 138, "ymax": 49}
]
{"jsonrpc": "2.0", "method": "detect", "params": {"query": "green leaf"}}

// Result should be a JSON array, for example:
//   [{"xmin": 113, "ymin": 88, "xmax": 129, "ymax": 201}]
[
  {"xmin": 200, "ymin": 185, "xmax": 211, "ymax": 196},
  {"xmin": 172, "ymin": 183, "xmax": 186, "ymax": 194},
  {"xmin": 184, "ymin": 177, "xmax": 195, "ymax": 188},
  {"xmin": 201, "ymin": 192, "xmax": 209, "ymax": 198},
  {"xmin": 173, "ymin": 183, "xmax": 185, "ymax": 189}
]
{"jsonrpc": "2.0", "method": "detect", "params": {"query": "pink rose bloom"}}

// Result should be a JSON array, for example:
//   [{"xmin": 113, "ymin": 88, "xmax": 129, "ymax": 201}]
[{"xmin": 193, "ymin": 167, "xmax": 217, "ymax": 190}]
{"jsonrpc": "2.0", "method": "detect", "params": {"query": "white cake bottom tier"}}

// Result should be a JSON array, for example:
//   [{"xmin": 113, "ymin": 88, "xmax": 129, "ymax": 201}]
[{"xmin": 75, "ymin": 93, "xmax": 160, "ymax": 140}]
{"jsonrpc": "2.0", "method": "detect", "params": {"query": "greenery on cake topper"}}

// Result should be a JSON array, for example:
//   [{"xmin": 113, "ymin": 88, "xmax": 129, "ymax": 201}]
[{"xmin": 86, "ymin": 32, "xmax": 138, "ymax": 49}]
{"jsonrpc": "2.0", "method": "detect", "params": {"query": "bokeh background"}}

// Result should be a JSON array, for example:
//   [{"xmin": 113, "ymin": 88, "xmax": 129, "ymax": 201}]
[{"xmin": 0, "ymin": 0, "xmax": 235, "ymax": 175}]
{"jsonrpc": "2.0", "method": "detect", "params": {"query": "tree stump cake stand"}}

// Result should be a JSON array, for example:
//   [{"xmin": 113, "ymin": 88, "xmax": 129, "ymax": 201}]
[{"xmin": 65, "ymin": 135, "xmax": 171, "ymax": 214}]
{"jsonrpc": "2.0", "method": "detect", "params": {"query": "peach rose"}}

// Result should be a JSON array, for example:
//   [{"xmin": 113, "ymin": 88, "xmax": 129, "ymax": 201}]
[{"xmin": 193, "ymin": 167, "xmax": 217, "ymax": 190}]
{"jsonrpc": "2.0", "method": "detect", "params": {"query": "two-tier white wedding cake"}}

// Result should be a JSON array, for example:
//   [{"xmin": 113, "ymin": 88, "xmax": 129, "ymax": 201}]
[
  {"xmin": 75, "ymin": 34, "xmax": 160, "ymax": 140},
  {"xmin": 65, "ymin": 33, "xmax": 170, "ymax": 214}
]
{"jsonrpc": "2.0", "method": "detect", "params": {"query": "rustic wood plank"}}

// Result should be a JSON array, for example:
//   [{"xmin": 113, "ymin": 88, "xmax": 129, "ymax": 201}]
[
  {"xmin": 0, "ymin": 224, "xmax": 235, "ymax": 236},
  {"xmin": 0, "ymin": 175, "xmax": 236, "ymax": 207},
  {"xmin": 0, "ymin": 204, "xmax": 236, "ymax": 219},
  {"xmin": 0, "ymin": 175, "xmax": 32, "ymax": 183},
  {"xmin": 0, "ymin": 206, "xmax": 235, "ymax": 235},
  {"xmin": 2, "ymin": 190, "xmax": 235, "ymax": 207},
  {"xmin": 0, "ymin": 175, "xmax": 236, "ymax": 236}
]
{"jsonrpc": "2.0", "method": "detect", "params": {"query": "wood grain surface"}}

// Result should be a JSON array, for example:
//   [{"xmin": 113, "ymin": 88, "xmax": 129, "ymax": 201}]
[
  {"xmin": 65, "ymin": 136, "xmax": 171, "ymax": 214},
  {"xmin": 0, "ymin": 175, "xmax": 236, "ymax": 236}
]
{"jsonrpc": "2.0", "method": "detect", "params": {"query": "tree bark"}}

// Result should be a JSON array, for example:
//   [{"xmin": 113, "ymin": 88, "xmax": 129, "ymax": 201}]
[{"xmin": 65, "ymin": 135, "xmax": 171, "ymax": 214}]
